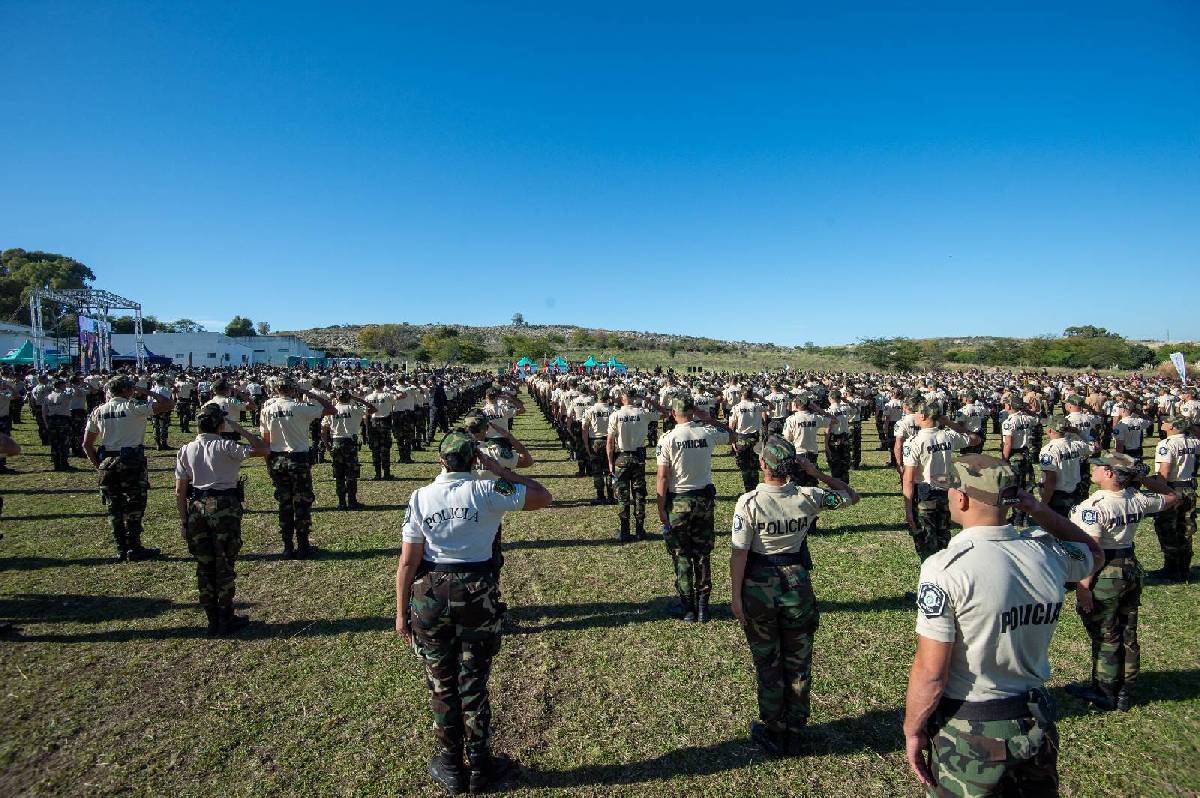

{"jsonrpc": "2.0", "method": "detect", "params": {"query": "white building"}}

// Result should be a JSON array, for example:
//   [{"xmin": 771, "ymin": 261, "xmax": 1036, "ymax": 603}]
[
  {"xmin": 110, "ymin": 332, "xmax": 324, "ymax": 367},
  {"xmin": 0, "ymin": 322, "xmax": 36, "ymax": 356}
]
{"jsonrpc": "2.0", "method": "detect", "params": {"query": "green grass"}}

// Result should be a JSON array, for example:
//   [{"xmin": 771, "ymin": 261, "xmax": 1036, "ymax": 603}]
[{"xmin": 1, "ymin": 397, "xmax": 1197, "ymax": 796}]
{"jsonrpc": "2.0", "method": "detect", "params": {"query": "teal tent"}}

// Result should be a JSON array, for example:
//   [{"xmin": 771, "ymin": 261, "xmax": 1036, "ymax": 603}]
[
  {"xmin": 606, "ymin": 357, "xmax": 627, "ymax": 374},
  {"xmin": 515, "ymin": 356, "xmax": 535, "ymax": 369},
  {"xmin": 582, "ymin": 356, "xmax": 598, "ymax": 370},
  {"xmin": 0, "ymin": 339, "xmax": 70, "ymax": 366}
]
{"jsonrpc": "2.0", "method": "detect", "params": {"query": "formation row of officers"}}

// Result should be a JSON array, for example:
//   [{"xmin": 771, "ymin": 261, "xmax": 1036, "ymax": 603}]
[{"xmin": 4, "ymin": 364, "xmax": 1198, "ymax": 796}]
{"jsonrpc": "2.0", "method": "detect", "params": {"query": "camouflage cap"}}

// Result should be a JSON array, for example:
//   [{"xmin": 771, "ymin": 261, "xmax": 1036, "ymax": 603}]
[
  {"xmin": 1044, "ymin": 414, "xmax": 1073, "ymax": 433},
  {"xmin": 106, "ymin": 375, "xmax": 133, "ymax": 394},
  {"xmin": 439, "ymin": 430, "xmax": 477, "ymax": 461},
  {"xmin": 1065, "ymin": 394, "xmax": 1084, "ymax": 406},
  {"xmin": 753, "ymin": 434, "xmax": 795, "ymax": 473},
  {"xmin": 1089, "ymin": 451, "xmax": 1144, "ymax": 475},
  {"xmin": 916, "ymin": 399, "xmax": 943, "ymax": 419},
  {"xmin": 671, "ymin": 394, "xmax": 695, "ymax": 413},
  {"xmin": 464, "ymin": 410, "xmax": 490, "ymax": 435},
  {"xmin": 1162, "ymin": 415, "xmax": 1192, "ymax": 431},
  {"xmin": 930, "ymin": 453, "xmax": 1017, "ymax": 506}
]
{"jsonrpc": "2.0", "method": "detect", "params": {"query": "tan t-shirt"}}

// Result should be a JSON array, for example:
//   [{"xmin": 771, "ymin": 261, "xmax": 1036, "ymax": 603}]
[
  {"xmin": 261, "ymin": 399, "xmax": 323, "ymax": 452},
  {"xmin": 783, "ymin": 411, "xmax": 829, "ymax": 454},
  {"xmin": 1071, "ymin": 488, "xmax": 1167, "ymax": 548},
  {"xmin": 903, "ymin": 427, "xmax": 972, "ymax": 484},
  {"xmin": 85, "ymin": 397, "xmax": 153, "ymax": 449},
  {"xmin": 729, "ymin": 400, "xmax": 765, "ymax": 435},
  {"xmin": 915, "ymin": 525, "xmax": 1093, "ymax": 701},
  {"xmin": 731, "ymin": 482, "xmax": 850, "ymax": 555},
  {"xmin": 175, "ymin": 433, "xmax": 251, "ymax": 490},
  {"xmin": 1155, "ymin": 433, "xmax": 1198, "ymax": 482},
  {"xmin": 1038, "ymin": 435, "xmax": 1092, "ymax": 494},
  {"xmin": 656, "ymin": 421, "xmax": 729, "ymax": 492},
  {"xmin": 608, "ymin": 405, "xmax": 657, "ymax": 451},
  {"xmin": 583, "ymin": 402, "xmax": 614, "ymax": 439},
  {"xmin": 325, "ymin": 401, "xmax": 367, "ymax": 439}
]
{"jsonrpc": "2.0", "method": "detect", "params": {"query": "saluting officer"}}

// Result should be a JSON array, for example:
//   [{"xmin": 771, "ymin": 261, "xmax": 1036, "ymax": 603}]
[
  {"xmin": 42, "ymin": 376, "xmax": 77, "ymax": 471},
  {"xmin": 730, "ymin": 435, "xmax": 858, "ymax": 757},
  {"xmin": 904, "ymin": 454, "xmax": 1101, "ymax": 797},
  {"xmin": 174, "ymin": 403, "xmax": 269, "ymax": 635},
  {"xmin": 1001, "ymin": 397, "xmax": 1041, "ymax": 525},
  {"xmin": 728, "ymin": 387, "xmax": 768, "ymax": 493},
  {"xmin": 396, "ymin": 432, "xmax": 552, "ymax": 795},
  {"xmin": 902, "ymin": 401, "xmax": 979, "ymax": 561},
  {"xmin": 656, "ymin": 395, "xmax": 734, "ymax": 622},
  {"xmin": 322, "ymin": 382, "xmax": 376, "ymax": 510},
  {"xmin": 582, "ymin": 392, "xmax": 616, "ymax": 505},
  {"xmin": 1149, "ymin": 415, "xmax": 1198, "ymax": 581},
  {"xmin": 364, "ymin": 378, "xmax": 396, "ymax": 481},
  {"xmin": 1038, "ymin": 415, "xmax": 1096, "ymax": 516},
  {"xmin": 260, "ymin": 376, "xmax": 335, "ymax": 558},
  {"xmin": 83, "ymin": 376, "xmax": 174, "ymax": 560},
  {"xmin": 1067, "ymin": 452, "xmax": 1178, "ymax": 712},
  {"xmin": 606, "ymin": 389, "xmax": 660, "ymax": 542},
  {"xmin": 174, "ymin": 373, "xmax": 197, "ymax": 432}
]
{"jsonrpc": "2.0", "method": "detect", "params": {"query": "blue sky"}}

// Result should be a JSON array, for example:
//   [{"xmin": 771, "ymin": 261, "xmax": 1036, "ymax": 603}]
[{"xmin": 2, "ymin": 2, "xmax": 1197, "ymax": 344}]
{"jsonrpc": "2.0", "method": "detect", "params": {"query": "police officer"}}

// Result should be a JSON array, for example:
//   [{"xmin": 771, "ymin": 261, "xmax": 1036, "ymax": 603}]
[
  {"xmin": 322, "ymin": 383, "xmax": 376, "ymax": 510},
  {"xmin": 782, "ymin": 395, "xmax": 829, "ymax": 488},
  {"xmin": 730, "ymin": 435, "xmax": 858, "ymax": 756},
  {"xmin": 29, "ymin": 373, "xmax": 51, "ymax": 445},
  {"xmin": 955, "ymin": 392, "xmax": 989, "ymax": 455},
  {"xmin": 0, "ymin": 377, "xmax": 15, "ymax": 473},
  {"xmin": 904, "ymin": 454, "xmax": 1101, "ymax": 797},
  {"xmin": 42, "ymin": 376, "xmax": 77, "ymax": 471},
  {"xmin": 391, "ymin": 378, "xmax": 415, "ymax": 464},
  {"xmin": 729, "ymin": 387, "xmax": 768, "ymax": 492},
  {"xmin": 656, "ymin": 395, "xmax": 734, "ymax": 622},
  {"xmin": 83, "ymin": 376, "xmax": 174, "ymax": 560},
  {"xmin": 606, "ymin": 389, "xmax": 659, "ymax": 542},
  {"xmin": 1001, "ymin": 397, "xmax": 1041, "ymax": 526},
  {"xmin": 1149, "ymin": 415, "xmax": 1198, "ymax": 581},
  {"xmin": 174, "ymin": 373, "xmax": 197, "ymax": 432},
  {"xmin": 260, "ymin": 377, "xmax": 335, "ymax": 558},
  {"xmin": 174, "ymin": 403, "xmax": 270, "ymax": 635},
  {"xmin": 1038, "ymin": 415, "xmax": 1096, "ymax": 517},
  {"xmin": 364, "ymin": 378, "xmax": 396, "ymax": 481},
  {"xmin": 208, "ymin": 379, "xmax": 256, "ymax": 441},
  {"xmin": 1067, "ymin": 452, "xmax": 1178, "ymax": 711},
  {"xmin": 396, "ymin": 431, "xmax": 552, "ymax": 794},
  {"xmin": 1112, "ymin": 403, "xmax": 1151, "ymax": 461},
  {"xmin": 763, "ymin": 383, "xmax": 790, "ymax": 436},
  {"xmin": 582, "ymin": 391, "xmax": 616, "ymax": 505},
  {"xmin": 902, "ymin": 402, "xmax": 979, "ymax": 561},
  {"xmin": 150, "ymin": 375, "xmax": 174, "ymax": 450}
]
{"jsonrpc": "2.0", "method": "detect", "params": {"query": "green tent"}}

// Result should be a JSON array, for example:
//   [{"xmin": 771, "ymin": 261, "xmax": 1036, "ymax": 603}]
[{"xmin": 0, "ymin": 339, "xmax": 70, "ymax": 366}]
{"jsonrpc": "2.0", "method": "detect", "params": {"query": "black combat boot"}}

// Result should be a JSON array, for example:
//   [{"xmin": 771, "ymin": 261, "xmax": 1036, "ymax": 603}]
[
  {"xmin": 428, "ymin": 747, "xmax": 465, "ymax": 795},
  {"xmin": 590, "ymin": 487, "xmax": 606, "ymax": 506},
  {"xmin": 1144, "ymin": 566, "xmax": 1177, "ymax": 582},
  {"xmin": 347, "ymin": 486, "xmax": 364, "ymax": 510},
  {"xmin": 681, "ymin": 592, "xmax": 697, "ymax": 622},
  {"xmin": 618, "ymin": 517, "xmax": 633, "ymax": 544},
  {"xmin": 281, "ymin": 524, "xmax": 295, "ymax": 559},
  {"xmin": 336, "ymin": 490, "xmax": 347, "ymax": 511},
  {"xmin": 111, "ymin": 519, "xmax": 129, "ymax": 562},
  {"xmin": 606, "ymin": 484, "xmax": 616, "ymax": 505},
  {"xmin": 383, "ymin": 465, "xmax": 394, "ymax": 480},
  {"xmin": 696, "ymin": 596, "xmax": 710, "ymax": 623},
  {"xmin": 203, "ymin": 606, "xmax": 221, "ymax": 637},
  {"xmin": 635, "ymin": 519, "xmax": 647, "ymax": 541},
  {"xmin": 125, "ymin": 524, "xmax": 161, "ymax": 560},
  {"xmin": 467, "ymin": 748, "xmax": 518, "ymax": 794},
  {"xmin": 1065, "ymin": 682, "xmax": 1117, "ymax": 711},
  {"xmin": 296, "ymin": 531, "xmax": 318, "ymax": 559},
  {"xmin": 749, "ymin": 721, "xmax": 785, "ymax": 757},
  {"xmin": 1116, "ymin": 687, "xmax": 1133, "ymax": 712},
  {"xmin": 373, "ymin": 462, "xmax": 382, "ymax": 481},
  {"xmin": 218, "ymin": 604, "xmax": 250, "ymax": 636}
]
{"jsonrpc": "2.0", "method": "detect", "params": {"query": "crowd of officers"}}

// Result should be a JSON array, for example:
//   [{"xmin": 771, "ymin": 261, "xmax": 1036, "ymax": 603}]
[{"xmin": 2, "ymin": 361, "xmax": 1198, "ymax": 796}]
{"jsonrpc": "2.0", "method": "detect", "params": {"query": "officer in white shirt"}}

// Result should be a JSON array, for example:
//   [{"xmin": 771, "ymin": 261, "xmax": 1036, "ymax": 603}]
[{"xmin": 904, "ymin": 454, "xmax": 1101, "ymax": 796}]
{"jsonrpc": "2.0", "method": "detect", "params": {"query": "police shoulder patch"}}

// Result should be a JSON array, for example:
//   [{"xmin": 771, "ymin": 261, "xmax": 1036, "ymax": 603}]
[
  {"xmin": 1158, "ymin": 446, "xmax": 1169, "ymax": 456},
  {"xmin": 1040, "ymin": 454, "xmax": 1053, "ymax": 466},
  {"xmin": 916, "ymin": 582, "xmax": 948, "ymax": 618},
  {"xmin": 732, "ymin": 513, "xmax": 744, "ymax": 533},
  {"xmin": 1080, "ymin": 508, "xmax": 1098, "ymax": 525},
  {"xmin": 493, "ymin": 479, "xmax": 516, "ymax": 496},
  {"xmin": 902, "ymin": 444, "xmax": 911, "ymax": 457}
]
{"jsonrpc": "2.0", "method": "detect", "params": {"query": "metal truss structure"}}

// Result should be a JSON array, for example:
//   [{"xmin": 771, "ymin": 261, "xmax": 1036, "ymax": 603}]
[{"xmin": 28, "ymin": 288, "xmax": 144, "ymax": 371}]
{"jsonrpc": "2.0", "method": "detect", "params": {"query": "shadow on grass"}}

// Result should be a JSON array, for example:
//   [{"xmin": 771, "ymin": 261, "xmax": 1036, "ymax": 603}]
[
  {"xmin": 0, "ymin": 593, "xmax": 186, "ymax": 624},
  {"xmin": 2, "ymin": 487, "xmax": 93, "ymax": 495},
  {"xmin": 3, "ymin": 511, "xmax": 110, "ymax": 521},
  {"xmin": 239, "ymin": 547, "xmax": 399, "ymax": 562},
  {"xmin": 0, "ymin": 554, "xmax": 191, "ymax": 571},
  {"xmin": 1053, "ymin": 669, "xmax": 1200, "ymax": 719},
  {"xmin": 504, "ymin": 537, "xmax": 622, "ymax": 551}
]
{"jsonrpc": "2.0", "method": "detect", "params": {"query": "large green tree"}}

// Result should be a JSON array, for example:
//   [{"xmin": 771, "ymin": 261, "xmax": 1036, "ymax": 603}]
[
  {"xmin": 225, "ymin": 316, "xmax": 256, "ymax": 337},
  {"xmin": 0, "ymin": 248, "xmax": 96, "ymax": 325}
]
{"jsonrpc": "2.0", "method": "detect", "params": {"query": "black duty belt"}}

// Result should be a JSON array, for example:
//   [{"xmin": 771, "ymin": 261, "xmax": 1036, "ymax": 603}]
[
  {"xmin": 193, "ymin": 487, "xmax": 240, "ymax": 498},
  {"xmin": 272, "ymin": 451, "xmax": 312, "ymax": 461},
  {"xmin": 747, "ymin": 550, "xmax": 807, "ymax": 567},
  {"xmin": 420, "ymin": 559, "xmax": 495, "ymax": 573},
  {"xmin": 937, "ymin": 691, "xmax": 1042, "ymax": 721},
  {"xmin": 1103, "ymin": 546, "xmax": 1134, "ymax": 564},
  {"xmin": 620, "ymin": 447, "xmax": 646, "ymax": 455},
  {"xmin": 1170, "ymin": 480, "xmax": 1196, "ymax": 489},
  {"xmin": 676, "ymin": 485, "xmax": 715, "ymax": 498},
  {"xmin": 99, "ymin": 445, "xmax": 144, "ymax": 456}
]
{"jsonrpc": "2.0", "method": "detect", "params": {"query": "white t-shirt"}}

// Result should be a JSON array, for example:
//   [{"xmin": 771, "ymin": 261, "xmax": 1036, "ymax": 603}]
[{"xmin": 402, "ymin": 471, "xmax": 526, "ymax": 563}]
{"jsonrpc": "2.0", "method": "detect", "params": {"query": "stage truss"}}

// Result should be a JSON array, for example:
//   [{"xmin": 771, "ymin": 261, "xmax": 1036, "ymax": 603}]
[{"xmin": 28, "ymin": 288, "xmax": 144, "ymax": 371}]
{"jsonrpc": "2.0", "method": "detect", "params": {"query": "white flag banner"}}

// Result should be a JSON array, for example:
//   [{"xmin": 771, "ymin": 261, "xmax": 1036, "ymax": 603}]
[{"xmin": 1169, "ymin": 351, "xmax": 1187, "ymax": 383}]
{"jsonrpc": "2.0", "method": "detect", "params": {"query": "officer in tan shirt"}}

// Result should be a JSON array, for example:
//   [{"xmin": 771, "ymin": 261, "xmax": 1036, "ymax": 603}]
[
  {"xmin": 1149, "ymin": 415, "xmax": 1198, "ymax": 581},
  {"xmin": 656, "ymin": 395, "xmax": 734, "ymax": 622},
  {"xmin": 607, "ymin": 389, "xmax": 660, "ymax": 542},
  {"xmin": 730, "ymin": 435, "xmax": 858, "ymax": 756}
]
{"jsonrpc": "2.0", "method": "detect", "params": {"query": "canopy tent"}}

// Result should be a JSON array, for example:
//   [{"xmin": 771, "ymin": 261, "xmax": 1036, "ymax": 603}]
[
  {"xmin": 514, "ymin": 356, "xmax": 535, "ymax": 369},
  {"xmin": 606, "ymin": 356, "xmax": 627, "ymax": 374},
  {"xmin": 112, "ymin": 347, "xmax": 172, "ymax": 367},
  {"xmin": 0, "ymin": 339, "xmax": 71, "ymax": 366},
  {"xmin": 582, "ymin": 356, "xmax": 599, "ymax": 370}
]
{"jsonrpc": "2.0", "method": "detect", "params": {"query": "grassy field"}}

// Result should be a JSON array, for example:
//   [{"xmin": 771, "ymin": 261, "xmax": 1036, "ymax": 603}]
[{"xmin": 1, "ymin": 395, "xmax": 1198, "ymax": 797}]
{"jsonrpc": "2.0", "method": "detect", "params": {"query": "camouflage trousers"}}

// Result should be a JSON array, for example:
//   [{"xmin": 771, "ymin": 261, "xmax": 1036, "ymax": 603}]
[
  {"xmin": 569, "ymin": 422, "xmax": 587, "ymax": 473},
  {"xmin": 882, "ymin": 423, "xmax": 897, "ymax": 465},
  {"xmin": 177, "ymin": 399, "xmax": 194, "ymax": 432},
  {"xmin": 330, "ymin": 437, "xmax": 361, "ymax": 497},
  {"xmin": 185, "ymin": 495, "xmax": 243, "ymax": 610},
  {"xmin": 664, "ymin": 490, "xmax": 716, "ymax": 602},
  {"xmin": 152, "ymin": 413, "xmax": 171, "ymax": 447},
  {"xmin": 913, "ymin": 487, "xmax": 951, "ymax": 562},
  {"xmin": 70, "ymin": 409, "xmax": 86, "ymax": 455},
  {"xmin": 48, "ymin": 415, "xmax": 73, "ymax": 468},
  {"xmin": 391, "ymin": 411, "xmax": 413, "ymax": 463},
  {"xmin": 827, "ymin": 434, "xmax": 851, "ymax": 483},
  {"xmin": 0, "ymin": 415, "xmax": 9, "ymax": 467},
  {"xmin": 99, "ymin": 452, "xmax": 149, "ymax": 552},
  {"xmin": 733, "ymin": 434, "xmax": 760, "ymax": 493},
  {"xmin": 1078, "ymin": 554, "xmax": 1141, "ymax": 699},
  {"xmin": 1153, "ymin": 485, "xmax": 1195, "ymax": 578},
  {"xmin": 587, "ymin": 440, "xmax": 609, "ymax": 494},
  {"xmin": 850, "ymin": 423, "xmax": 862, "ymax": 469},
  {"xmin": 32, "ymin": 401, "xmax": 48, "ymax": 444},
  {"xmin": 409, "ymin": 570, "xmax": 503, "ymax": 758},
  {"xmin": 740, "ymin": 563, "xmax": 819, "ymax": 734},
  {"xmin": 368, "ymin": 420, "xmax": 392, "ymax": 475},
  {"xmin": 268, "ymin": 454, "xmax": 315, "ymax": 547},
  {"xmin": 927, "ymin": 706, "xmax": 1058, "ymax": 797},
  {"xmin": 1007, "ymin": 451, "xmax": 1034, "ymax": 525},
  {"xmin": 613, "ymin": 450, "xmax": 647, "ymax": 522}
]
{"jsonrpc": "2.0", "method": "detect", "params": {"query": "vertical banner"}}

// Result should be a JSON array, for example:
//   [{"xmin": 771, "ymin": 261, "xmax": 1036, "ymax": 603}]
[
  {"xmin": 1169, "ymin": 351, "xmax": 1187, "ymax": 383},
  {"xmin": 78, "ymin": 316, "xmax": 101, "ymax": 373}
]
